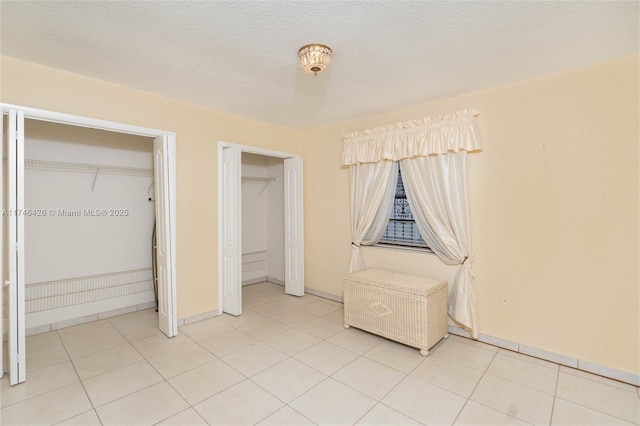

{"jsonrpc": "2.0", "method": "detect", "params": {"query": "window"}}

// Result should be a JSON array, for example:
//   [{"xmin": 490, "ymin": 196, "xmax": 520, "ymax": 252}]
[{"xmin": 379, "ymin": 167, "xmax": 430, "ymax": 249}]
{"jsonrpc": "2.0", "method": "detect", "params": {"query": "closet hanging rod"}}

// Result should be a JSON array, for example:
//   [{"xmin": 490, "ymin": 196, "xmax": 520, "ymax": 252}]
[
  {"xmin": 241, "ymin": 176, "xmax": 277, "ymax": 183},
  {"xmin": 24, "ymin": 158, "xmax": 153, "ymax": 177},
  {"xmin": 241, "ymin": 176, "xmax": 278, "ymax": 196}
]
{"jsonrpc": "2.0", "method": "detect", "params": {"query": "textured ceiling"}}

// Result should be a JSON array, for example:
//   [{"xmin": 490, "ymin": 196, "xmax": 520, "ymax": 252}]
[{"xmin": 1, "ymin": 1, "xmax": 638, "ymax": 129}]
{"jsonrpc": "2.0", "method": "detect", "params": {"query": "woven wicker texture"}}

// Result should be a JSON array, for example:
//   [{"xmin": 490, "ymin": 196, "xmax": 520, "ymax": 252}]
[
  {"xmin": 344, "ymin": 268, "xmax": 446, "ymax": 296},
  {"xmin": 344, "ymin": 269, "xmax": 448, "ymax": 354}
]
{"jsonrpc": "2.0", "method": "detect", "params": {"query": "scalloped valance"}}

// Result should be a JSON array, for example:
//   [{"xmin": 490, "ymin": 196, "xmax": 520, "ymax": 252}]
[{"xmin": 341, "ymin": 109, "xmax": 481, "ymax": 166}]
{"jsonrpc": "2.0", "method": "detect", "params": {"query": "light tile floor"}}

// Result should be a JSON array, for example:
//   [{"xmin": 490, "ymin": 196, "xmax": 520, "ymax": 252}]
[{"xmin": 2, "ymin": 282, "xmax": 639, "ymax": 425}]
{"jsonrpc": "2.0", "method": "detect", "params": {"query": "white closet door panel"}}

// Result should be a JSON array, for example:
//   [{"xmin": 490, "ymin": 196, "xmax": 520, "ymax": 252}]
[
  {"xmin": 221, "ymin": 146, "xmax": 242, "ymax": 315},
  {"xmin": 7, "ymin": 109, "xmax": 26, "ymax": 385},
  {"xmin": 284, "ymin": 157, "xmax": 304, "ymax": 297},
  {"xmin": 154, "ymin": 136, "xmax": 177, "ymax": 337}
]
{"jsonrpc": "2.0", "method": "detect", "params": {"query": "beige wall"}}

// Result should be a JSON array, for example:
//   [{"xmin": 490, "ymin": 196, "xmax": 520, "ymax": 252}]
[
  {"xmin": 2, "ymin": 54, "xmax": 638, "ymax": 376},
  {"xmin": 1, "ymin": 56, "xmax": 304, "ymax": 320},
  {"xmin": 303, "ymin": 55, "xmax": 639, "ymax": 376}
]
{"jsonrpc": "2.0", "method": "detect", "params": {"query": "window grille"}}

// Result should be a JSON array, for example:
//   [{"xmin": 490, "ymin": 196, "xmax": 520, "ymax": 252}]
[{"xmin": 379, "ymin": 168, "xmax": 429, "ymax": 249}]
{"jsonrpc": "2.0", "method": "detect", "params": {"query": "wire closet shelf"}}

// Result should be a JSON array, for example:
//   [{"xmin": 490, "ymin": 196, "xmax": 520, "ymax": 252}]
[
  {"xmin": 24, "ymin": 158, "xmax": 153, "ymax": 177},
  {"xmin": 25, "ymin": 158, "xmax": 153, "ymax": 192}
]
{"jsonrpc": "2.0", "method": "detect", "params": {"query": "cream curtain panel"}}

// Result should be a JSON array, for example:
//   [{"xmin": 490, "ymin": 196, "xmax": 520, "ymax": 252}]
[
  {"xmin": 349, "ymin": 161, "xmax": 398, "ymax": 272},
  {"xmin": 342, "ymin": 109, "xmax": 481, "ymax": 337},
  {"xmin": 400, "ymin": 153, "xmax": 477, "ymax": 337}
]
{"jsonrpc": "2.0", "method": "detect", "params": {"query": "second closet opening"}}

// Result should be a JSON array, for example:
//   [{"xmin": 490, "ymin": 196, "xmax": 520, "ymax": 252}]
[{"xmin": 241, "ymin": 153, "xmax": 285, "ymax": 292}]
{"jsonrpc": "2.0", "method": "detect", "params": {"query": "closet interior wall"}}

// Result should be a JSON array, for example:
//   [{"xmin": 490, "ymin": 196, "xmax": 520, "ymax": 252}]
[
  {"xmin": 241, "ymin": 153, "xmax": 284, "ymax": 286},
  {"xmin": 21, "ymin": 120, "xmax": 156, "ymax": 334}
]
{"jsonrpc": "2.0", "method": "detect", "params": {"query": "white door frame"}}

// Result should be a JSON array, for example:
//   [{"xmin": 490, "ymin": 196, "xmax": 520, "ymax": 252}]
[
  {"xmin": 0, "ymin": 104, "xmax": 178, "ymax": 381},
  {"xmin": 217, "ymin": 141, "xmax": 304, "ymax": 315},
  {"xmin": 0, "ymin": 113, "xmax": 4, "ymax": 377}
]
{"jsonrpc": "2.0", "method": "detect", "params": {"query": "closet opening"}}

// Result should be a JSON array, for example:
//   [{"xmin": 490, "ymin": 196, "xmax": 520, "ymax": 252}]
[
  {"xmin": 241, "ymin": 153, "xmax": 285, "ymax": 292},
  {"xmin": 21, "ymin": 120, "xmax": 157, "ymax": 333},
  {"xmin": 218, "ymin": 142, "xmax": 304, "ymax": 316},
  {"xmin": 2, "ymin": 104, "xmax": 177, "ymax": 385}
]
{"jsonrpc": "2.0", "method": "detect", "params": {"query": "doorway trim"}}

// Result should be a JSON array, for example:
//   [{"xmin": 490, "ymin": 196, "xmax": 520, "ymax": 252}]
[
  {"xmin": 217, "ymin": 141, "xmax": 304, "ymax": 315},
  {"xmin": 1, "ymin": 103, "xmax": 178, "ymax": 382}
]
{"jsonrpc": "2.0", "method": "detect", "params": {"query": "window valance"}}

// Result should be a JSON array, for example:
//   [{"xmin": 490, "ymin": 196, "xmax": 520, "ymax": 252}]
[{"xmin": 341, "ymin": 109, "xmax": 481, "ymax": 166}]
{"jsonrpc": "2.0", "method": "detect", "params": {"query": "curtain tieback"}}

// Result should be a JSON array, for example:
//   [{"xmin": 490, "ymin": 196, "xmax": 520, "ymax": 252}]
[
  {"xmin": 460, "ymin": 255, "xmax": 476, "ymax": 278},
  {"xmin": 461, "ymin": 254, "xmax": 475, "ymax": 265},
  {"xmin": 351, "ymin": 242, "xmax": 361, "ymax": 247}
]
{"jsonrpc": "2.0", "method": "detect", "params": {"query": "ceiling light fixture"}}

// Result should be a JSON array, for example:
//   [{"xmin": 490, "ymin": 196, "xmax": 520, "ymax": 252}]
[{"xmin": 298, "ymin": 44, "xmax": 333, "ymax": 76}]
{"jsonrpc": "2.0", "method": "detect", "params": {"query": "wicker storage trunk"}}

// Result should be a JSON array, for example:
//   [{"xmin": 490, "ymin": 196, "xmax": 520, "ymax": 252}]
[{"xmin": 344, "ymin": 268, "xmax": 448, "ymax": 355}]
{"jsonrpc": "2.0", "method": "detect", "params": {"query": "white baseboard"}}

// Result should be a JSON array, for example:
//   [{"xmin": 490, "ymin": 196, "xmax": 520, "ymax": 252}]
[
  {"xmin": 304, "ymin": 287, "xmax": 343, "ymax": 303},
  {"xmin": 242, "ymin": 277, "xmax": 266, "ymax": 286},
  {"xmin": 267, "ymin": 277, "xmax": 285, "ymax": 286},
  {"xmin": 242, "ymin": 276, "xmax": 285, "ymax": 286},
  {"xmin": 177, "ymin": 309, "xmax": 220, "ymax": 326},
  {"xmin": 447, "ymin": 325, "xmax": 639, "ymax": 386}
]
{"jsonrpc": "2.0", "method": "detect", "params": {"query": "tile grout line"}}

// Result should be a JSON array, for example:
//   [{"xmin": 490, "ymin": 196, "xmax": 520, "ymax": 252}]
[
  {"xmin": 482, "ymin": 366, "xmax": 559, "ymax": 397},
  {"xmin": 349, "ymin": 372, "xmax": 406, "ymax": 424},
  {"xmin": 431, "ymin": 339, "xmax": 574, "ymax": 399},
  {"xmin": 54, "ymin": 329, "xmax": 103, "ymax": 424},
  {"xmin": 92, "ymin": 323, "xmax": 165, "ymax": 411},
  {"xmin": 495, "ymin": 347, "xmax": 562, "ymax": 371},
  {"xmin": 553, "ymin": 394, "xmax": 640, "ymax": 425},
  {"xmin": 351, "ymin": 339, "xmax": 434, "ymax": 426},
  {"xmin": 283, "ymin": 377, "xmax": 334, "ymax": 425},
  {"xmin": 554, "ymin": 368, "xmax": 640, "ymax": 423},
  {"xmin": 247, "ymin": 312, "xmax": 378, "ymax": 425},
  {"xmin": 78, "ymin": 324, "xmax": 191, "ymax": 424},
  {"xmin": 198, "ymin": 325, "xmax": 297, "ymax": 410},
  {"xmin": 88, "ymin": 313, "xmax": 192, "ymax": 421},
  {"xmin": 283, "ymin": 375, "xmax": 336, "ymax": 421},
  {"xmin": 281, "ymin": 404, "xmax": 317, "ymax": 426},
  {"xmin": 150, "ymin": 406, "xmax": 209, "ymax": 426},
  {"xmin": 548, "ymin": 358, "xmax": 561, "ymax": 425},
  {"xmin": 137, "ymin": 351, "xmax": 192, "ymax": 413},
  {"xmin": 429, "ymin": 347, "xmax": 497, "ymax": 372},
  {"xmin": 244, "ymin": 355, "xmax": 320, "ymax": 425},
  {"xmin": 558, "ymin": 365, "xmax": 640, "ymax": 393},
  {"xmin": 450, "ymin": 345, "xmax": 500, "ymax": 425},
  {"xmin": 153, "ymin": 379, "xmax": 204, "ymax": 425}
]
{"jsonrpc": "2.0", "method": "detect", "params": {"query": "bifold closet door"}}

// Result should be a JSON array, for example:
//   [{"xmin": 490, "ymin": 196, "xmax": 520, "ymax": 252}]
[
  {"xmin": 284, "ymin": 157, "xmax": 304, "ymax": 297},
  {"xmin": 5, "ymin": 110, "xmax": 26, "ymax": 385},
  {"xmin": 220, "ymin": 145, "xmax": 242, "ymax": 316},
  {"xmin": 154, "ymin": 136, "xmax": 177, "ymax": 337}
]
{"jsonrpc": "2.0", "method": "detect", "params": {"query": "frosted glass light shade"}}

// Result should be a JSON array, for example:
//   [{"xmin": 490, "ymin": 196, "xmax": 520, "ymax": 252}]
[{"xmin": 298, "ymin": 44, "xmax": 333, "ymax": 76}]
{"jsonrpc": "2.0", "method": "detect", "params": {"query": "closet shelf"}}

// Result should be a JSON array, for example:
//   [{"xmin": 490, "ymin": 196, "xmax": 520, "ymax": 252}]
[
  {"xmin": 242, "ymin": 176, "xmax": 277, "ymax": 196},
  {"xmin": 25, "ymin": 159, "xmax": 153, "ymax": 177}
]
